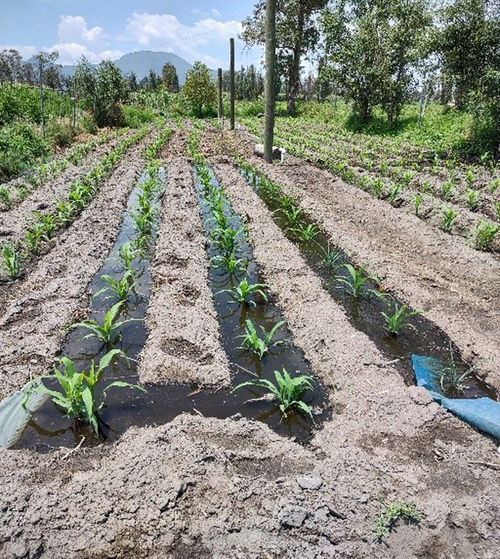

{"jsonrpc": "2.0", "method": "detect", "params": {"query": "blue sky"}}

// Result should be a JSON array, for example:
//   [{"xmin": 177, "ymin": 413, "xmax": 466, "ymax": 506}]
[{"xmin": 0, "ymin": 0, "xmax": 261, "ymax": 69}]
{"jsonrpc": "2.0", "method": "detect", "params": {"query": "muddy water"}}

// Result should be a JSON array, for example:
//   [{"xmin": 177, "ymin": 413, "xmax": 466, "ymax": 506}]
[
  {"xmin": 15, "ymin": 166, "xmax": 328, "ymax": 450},
  {"xmin": 238, "ymin": 166, "xmax": 497, "ymax": 401}
]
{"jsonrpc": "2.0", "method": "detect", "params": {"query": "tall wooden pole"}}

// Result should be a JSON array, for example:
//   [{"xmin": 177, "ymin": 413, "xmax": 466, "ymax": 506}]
[
  {"xmin": 217, "ymin": 68, "xmax": 223, "ymax": 120},
  {"xmin": 264, "ymin": 0, "xmax": 276, "ymax": 163},
  {"xmin": 38, "ymin": 59, "xmax": 45, "ymax": 138},
  {"xmin": 230, "ymin": 38, "xmax": 235, "ymax": 130}
]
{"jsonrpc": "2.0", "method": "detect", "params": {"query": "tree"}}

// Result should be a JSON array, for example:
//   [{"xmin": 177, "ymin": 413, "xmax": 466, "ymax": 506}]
[
  {"xmin": 126, "ymin": 71, "xmax": 139, "ymax": 92},
  {"xmin": 241, "ymin": 0, "xmax": 328, "ymax": 115},
  {"xmin": 0, "ymin": 49, "xmax": 22, "ymax": 84},
  {"xmin": 182, "ymin": 61, "xmax": 216, "ymax": 117},
  {"xmin": 437, "ymin": 0, "xmax": 499, "ymax": 110},
  {"xmin": 74, "ymin": 58, "xmax": 128, "ymax": 127},
  {"xmin": 162, "ymin": 62, "xmax": 179, "ymax": 93},
  {"xmin": 34, "ymin": 51, "xmax": 59, "ymax": 137},
  {"xmin": 321, "ymin": 0, "xmax": 432, "ymax": 123}
]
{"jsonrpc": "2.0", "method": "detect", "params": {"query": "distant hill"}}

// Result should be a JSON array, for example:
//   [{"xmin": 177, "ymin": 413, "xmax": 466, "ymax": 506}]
[{"xmin": 60, "ymin": 51, "xmax": 194, "ymax": 85}]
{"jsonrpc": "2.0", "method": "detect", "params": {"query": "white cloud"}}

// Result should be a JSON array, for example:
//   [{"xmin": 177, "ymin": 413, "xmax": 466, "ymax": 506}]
[
  {"xmin": 58, "ymin": 15, "xmax": 103, "ymax": 44},
  {"xmin": 211, "ymin": 8, "xmax": 222, "ymax": 17},
  {"xmin": 125, "ymin": 12, "xmax": 242, "ymax": 64},
  {"xmin": 46, "ymin": 43, "xmax": 122, "ymax": 65}
]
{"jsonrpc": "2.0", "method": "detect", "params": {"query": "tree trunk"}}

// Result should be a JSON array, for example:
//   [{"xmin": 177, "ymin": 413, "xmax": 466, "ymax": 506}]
[{"xmin": 264, "ymin": 0, "xmax": 277, "ymax": 163}]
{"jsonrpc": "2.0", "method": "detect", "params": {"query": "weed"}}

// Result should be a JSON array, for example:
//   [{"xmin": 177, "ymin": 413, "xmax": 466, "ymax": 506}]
[
  {"xmin": 233, "ymin": 368, "xmax": 314, "ymax": 418},
  {"xmin": 35, "ymin": 350, "xmax": 144, "ymax": 434},
  {"xmin": 237, "ymin": 319, "xmax": 285, "ymax": 359},
  {"xmin": 0, "ymin": 186, "xmax": 11, "ymax": 208},
  {"xmin": 373, "ymin": 499, "xmax": 423, "ymax": 540},
  {"xmin": 337, "ymin": 264, "xmax": 379, "ymax": 297},
  {"xmin": 474, "ymin": 220, "xmax": 499, "ymax": 251},
  {"xmin": 219, "ymin": 278, "xmax": 268, "ymax": 307},
  {"xmin": 71, "ymin": 302, "xmax": 139, "ymax": 345},
  {"xmin": 441, "ymin": 207, "xmax": 457, "ymax": 233},
  {"xmin": 320, "ymin": 245, "xmax": 343, "ymax": 273},
  {"xmin": 1, "ymin": 243, "xmax": 21, "ymax": 278},
  {"xmin": 413, "ymin": 193, "xmax": 422, "ymax": 216},
  {"xmin": 440, "ymin": 345, "xmax": 474, "ymax": 395},
  {"xmin": 96, "ymin": 270, "xmax": 136, "ymax": 302}
]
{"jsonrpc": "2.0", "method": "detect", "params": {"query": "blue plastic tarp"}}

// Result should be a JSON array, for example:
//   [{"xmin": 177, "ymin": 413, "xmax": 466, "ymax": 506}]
[{"xmin": 412, "ymin": 355, "xmax": 500, "ymax": 440}]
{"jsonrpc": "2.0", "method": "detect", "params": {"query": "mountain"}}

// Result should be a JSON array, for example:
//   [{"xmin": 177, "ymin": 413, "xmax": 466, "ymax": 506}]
[{"xmin": 60, "ymin": 51, "xmax": 193, "ymax": 85}]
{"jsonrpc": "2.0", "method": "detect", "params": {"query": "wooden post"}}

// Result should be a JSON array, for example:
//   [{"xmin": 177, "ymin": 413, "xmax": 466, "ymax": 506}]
[
  {"xmin": 218, "ymin": 68, "xmax": 223, "ymax": 120},
  {"xmin": 264, "ymin": 0, "xmax": 276, "ymax": 163},
  {"xmin": 38, "ymin": 59, "xmax": 45, "ymax": 138},
  {"xmin": 230, "ymin": 38, "xmax": 235, "ymax": 130}
]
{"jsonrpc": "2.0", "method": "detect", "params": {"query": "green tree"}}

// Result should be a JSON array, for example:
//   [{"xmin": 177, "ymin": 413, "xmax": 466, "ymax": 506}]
[
  {"xmin": 0, "ymin": 49, "xmax": 22, "ymax": 84},
  {"xmin": 321, "ymin": 0, "xmax": 432, "ymax": 123},
  {"xmin": 242, "ymin": 0, "xmax": 328, "ymax": 115},
  {"xmin": 74, "ymin": 58, "xmax": 128, "ymax": 127},
  {"xmin": 182, "ymin": 61, "xmax": 216, "ymax": 117},
  {"xmin": 437, "ymin": 0, "xmax": 499, "ymax": 110},
  {"xmin": 162, "ymin": 62, "xmax": 179, "ymax": 93}
]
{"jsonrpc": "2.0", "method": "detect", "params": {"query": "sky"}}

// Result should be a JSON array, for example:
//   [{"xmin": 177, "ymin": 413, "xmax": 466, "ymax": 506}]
[{"xmin": 0, "ymin": 0, "xmax": 262, "ymax": 69}]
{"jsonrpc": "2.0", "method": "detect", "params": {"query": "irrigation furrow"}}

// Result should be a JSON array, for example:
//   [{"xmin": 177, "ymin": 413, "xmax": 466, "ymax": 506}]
[
  {"xmin": 0, "ymin": 134, "xmax": 154, "ymax": 400},
  {"xmin": 139, "ymin": 158, "xmax": 231, "ymax": 387},
  {"xmin": 0, "ymin": 128, "xmax": 136, "ymax": 236},
  {"xmin": 223, "ymin": 142, "xmax": 500, "ymax": 389}
]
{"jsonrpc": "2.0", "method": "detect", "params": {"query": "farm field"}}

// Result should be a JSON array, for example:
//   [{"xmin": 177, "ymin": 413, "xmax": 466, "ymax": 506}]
[{"xmin": 1, "ymin": 120, "xmax": 500, "ymax": 559}]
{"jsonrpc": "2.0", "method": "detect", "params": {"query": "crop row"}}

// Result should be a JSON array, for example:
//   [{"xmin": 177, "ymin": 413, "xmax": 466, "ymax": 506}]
[
  {"xmin": 0, "ymin": 128, "xmax": 130, "ymax": 211},
  {"xmin": 241, "ymin": 121, "xmax": 499, "ymax": 252},
  {"xmin": 0, "ymin": 124, "xmax": 171, "ymax": 281}
]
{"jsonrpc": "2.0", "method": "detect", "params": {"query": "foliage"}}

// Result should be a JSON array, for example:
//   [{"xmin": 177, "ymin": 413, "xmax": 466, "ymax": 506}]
[
  {"xmin": 233, "ymin": 368, "xmax": 314, "ymax": 417},
  {"xmin": 320, "ymin": 0, "xmax": 432, "ymax": 123},
  {"xmin": 219, "ymin": 278, "xmax": 268, "ymax": 307},
  {"xmin": 337, "ymin": 263, "xmax": 379, "ymax": 297},
  {"xmin": 162, "ymin": 62, "xmax": 179, "ymax": 93},
  {"xmin": 0, "ymin": 121, "xmax": 50, "ymax": 179},
  {"xmin": 373, "ymin": 499, "xmax": 423, "ymax": 540},
  {"xmin": 71, "ymin": 302, "xmax": 139, "ymax": 345},
  {"xmin": 96, "ymin": 270, "xmax": 136, "ymax": 302},
  {"xmin": 237, "ymin": 319, "xmax": 285, "ymax": 359},
  {"xmin": 380, "ymin": 298, "xmax": 421, "ymax": 335},
  {"xmin": 439, "ymin": 345, "xmax": 474, "ymax": 395},
  {"xmin": 35, "ymin": 350, "xmax": 144, "ymax": 434},
  {"xmin": 242, "ymin": 0, "xmax": 328, "ymax": 114},
  {"xmin": 1, "ymin": 244, "xmax": 21, "ymax": 278},
  {"xmin": 74, "ymin": 57, "xmax": 128, "ymax": 127},
  {"xmin": 182, "ymin": 61, "xmax": 216, "ymax": 118},
  {"xmin": 474, "ymin": 220, "xmax": 499, "ymax": 251}
]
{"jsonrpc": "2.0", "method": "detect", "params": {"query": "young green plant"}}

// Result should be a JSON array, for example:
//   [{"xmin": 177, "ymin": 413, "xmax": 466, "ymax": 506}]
[
  {"xmin": 237, "ymin": 319, "xmax": 285, "ymax": 359},
  {"xmin": 233, "ymin": 367, "xmax": 314, "ymax": 418}
]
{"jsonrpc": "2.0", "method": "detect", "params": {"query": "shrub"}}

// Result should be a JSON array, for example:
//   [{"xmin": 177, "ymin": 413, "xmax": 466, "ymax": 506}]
[{"xmin": 0, "ymin": 122, "xmax": 50, "ymax": 179}]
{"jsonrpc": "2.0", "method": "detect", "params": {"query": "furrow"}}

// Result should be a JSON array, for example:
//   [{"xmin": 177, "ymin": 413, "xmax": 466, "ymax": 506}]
[{"xmin": 0, "ymin": 134, "xmax": 153, "ymax": 400}]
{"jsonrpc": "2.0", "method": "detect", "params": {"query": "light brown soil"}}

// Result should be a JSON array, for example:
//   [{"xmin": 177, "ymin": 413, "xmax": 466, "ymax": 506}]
[
  {"xmin": 0, "ymin": 135, "xmax": 153, "ymax": 400},
  {"xmin": 139, "ymin": 158, "xmax": 230, "ymax": 387},
  {"xmin": 1, "ymin": 129, "xmax": 500, "ymax": 559}
]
